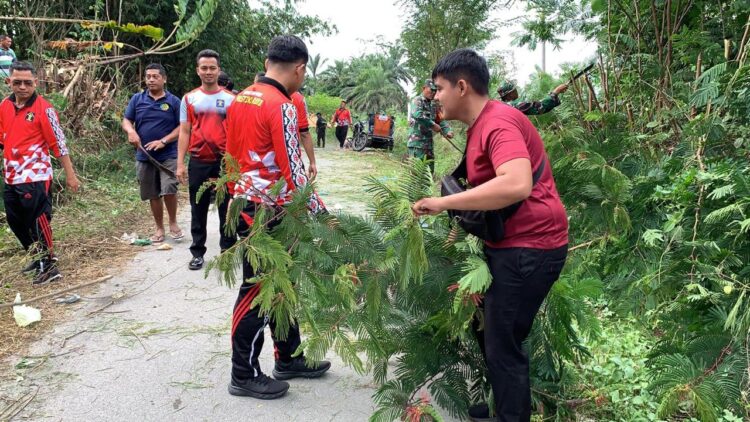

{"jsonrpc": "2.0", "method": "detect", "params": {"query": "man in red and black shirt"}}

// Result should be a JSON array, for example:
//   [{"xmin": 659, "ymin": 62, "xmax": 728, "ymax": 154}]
[
  {"xmin": 413, "ymin": 49, "xmax": 569, "ymax": 421},
  {"xmin": 331, "ymin": 100, "xmax": 351, "ymax": 149},
  {"xmin": 225, "ymin": 35, "xmax": 328, "ymax": 400},
  {"xmin": 0, "ymin": 61, "xmax": 80, "ymax": 285}
]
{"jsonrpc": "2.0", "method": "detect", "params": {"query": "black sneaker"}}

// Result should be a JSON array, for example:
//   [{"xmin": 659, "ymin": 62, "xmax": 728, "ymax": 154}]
[
  {"xmin": 227, "ymin": 372, "xmax": 289, "ymax": 400},
  {"xmin": 272, "ymin": 357, "xmax": 331, "ymax": 380},
  {"xmin": 468, "ymin": 403, "xmax": 497, "ymax": 422},
  {"xmin": 188, "ymin": 256, "xmax": 204, "ymax": 271},
  {"xmin": 33, "ymin": 265, "xmax": 62, "ymax": 285},
  {"xmin": 21, "ymin": 259, "xmax": 41, "ymax": 274}
]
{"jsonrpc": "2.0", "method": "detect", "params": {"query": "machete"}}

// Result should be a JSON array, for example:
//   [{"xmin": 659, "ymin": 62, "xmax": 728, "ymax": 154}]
[
  {"xmin": 568, "ymin": 62, "xmax": 596, "ymax": 84},
  {"xmin": 137, "ymin": 143, "xmax": 177, "ymax": 178}
]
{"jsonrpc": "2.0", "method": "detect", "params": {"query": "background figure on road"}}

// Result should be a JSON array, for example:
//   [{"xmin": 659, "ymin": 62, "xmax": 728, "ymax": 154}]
[
  {"xmin": 331, "ymin": 100, "xmax": 351, "ymax": 149},
  {"xmin": 407, "ymin": 79, "xmax": 453, "ymax": 173},
  {"xmin": 1, "ymin": 61, "xmax": 80, "ymax": 285},
  {"xmin": 176, "ymin": 49, "xmax": 236, "ymax": 271},
  {"xmin": 122, "ymin": 63, "xmax": 183, "ymax": 245},
  {"xmin": 315, "ymin": 112, "xmax": 326, "ymax": 148},
  {"xmin": 498, "ymin": 80, "xmax": 569, "ymax": 115}
]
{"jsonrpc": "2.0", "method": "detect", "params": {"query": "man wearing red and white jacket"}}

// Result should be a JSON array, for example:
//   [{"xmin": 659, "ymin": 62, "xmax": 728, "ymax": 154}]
[
  {"xmin": 0, "ymin": 61, "xmax": 79, "ymax": 285},
  {"xmin": 224, "ymin": 35, "xmax": 328, "ymax": 401}
]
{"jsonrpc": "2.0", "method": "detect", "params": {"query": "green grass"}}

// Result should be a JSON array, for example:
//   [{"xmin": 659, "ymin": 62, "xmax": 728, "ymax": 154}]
[
  {"xmin": 315, "ymin": 146, "xmax": 404, "ymax": 215},
  {"xmin": 569, "ymin": 310, "xmax": 662, "ymax": 421}
]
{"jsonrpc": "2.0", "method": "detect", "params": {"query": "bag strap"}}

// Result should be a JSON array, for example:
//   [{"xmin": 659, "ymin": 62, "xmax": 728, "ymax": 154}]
[
  {"xmin": 498, "ymin": 158, "xmax": 547, "ymax": 220},
  {"xmin": 449, "ymin": 131, "xmax": 546, "ymax": 195},
  {"xmin": 453, "ymin": 150, "xmax": 545, "ymax": 188},
  {"xmin": 531, "ymin": 158, "xmax": 546, "ymax": 185}
]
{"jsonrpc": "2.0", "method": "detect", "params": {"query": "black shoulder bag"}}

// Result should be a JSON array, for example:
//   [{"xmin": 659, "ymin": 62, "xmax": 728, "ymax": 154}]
[{"xmin": 440, "ymin": 154, "xmax": 546, "ymax": 243}]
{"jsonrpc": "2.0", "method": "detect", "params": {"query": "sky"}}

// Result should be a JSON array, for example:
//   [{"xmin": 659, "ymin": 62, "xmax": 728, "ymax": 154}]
[{"xmin": 295, "ymin": 0, "xmax": 599, "ymax": 87}]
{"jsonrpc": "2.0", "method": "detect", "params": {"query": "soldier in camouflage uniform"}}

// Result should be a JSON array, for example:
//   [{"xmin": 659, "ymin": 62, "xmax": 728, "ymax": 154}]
[
  {"xmin": 498, "ymin": 80, "xmax": 569, "ymax": 115},
  {"xmin": 408, "ymin": 79, "xmax": 453, "ymax": 172}
]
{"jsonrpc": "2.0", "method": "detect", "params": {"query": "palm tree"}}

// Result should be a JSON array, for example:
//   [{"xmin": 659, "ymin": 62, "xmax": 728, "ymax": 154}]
[
  {"xmin": 341, "ymin": 65, "xmax": 409, "ymax": 111},
  {"xmin": 319, "ymin": 60, "xmax": 352, "ymax": 97},
  {"xmin": 307, "ymin": 53, "xmax": 327, "ymax": 79},
  {"xmin": 305, "ymin": 53, "xmax": 327, "ymax": 94},
  {"xmin": 317, "ymin": 48, "xmax": 413, "ymax": 111},
  {"xmin": 512, "ymin": 0, "xmax": 568, "ymax": 73},
  {"xmin": 340, "ymin": 50, "xmax": 412, "ymax": 112}
]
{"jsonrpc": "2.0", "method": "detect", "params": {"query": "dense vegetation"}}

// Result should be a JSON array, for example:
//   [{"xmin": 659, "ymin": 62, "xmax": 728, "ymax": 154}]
[
  {"xmin": 3, "ymin": 0, "xmax": 750, "ymax": 420},
  {"xmin": 536, "ymin": 1, "xmax": 750, "ymax": 419}
]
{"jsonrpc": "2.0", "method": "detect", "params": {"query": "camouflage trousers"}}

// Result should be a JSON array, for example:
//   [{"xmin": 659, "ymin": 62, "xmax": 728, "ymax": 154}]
[{"xmin": 407, "ymin": 144, "xmax": 435, "ymax": 173}]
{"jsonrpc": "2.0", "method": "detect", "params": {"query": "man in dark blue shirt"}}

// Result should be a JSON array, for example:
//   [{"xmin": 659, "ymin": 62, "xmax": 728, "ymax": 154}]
[{"xmin": 122, "ymin": 63, "xmax": 183, "ymax": 243}]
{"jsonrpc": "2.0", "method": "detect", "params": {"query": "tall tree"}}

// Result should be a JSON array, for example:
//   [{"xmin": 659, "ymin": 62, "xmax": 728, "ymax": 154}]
[
  {"xmin": 318, "ymin": 45, "xmax": 412, "ymax": 112},
  {"xmin": 340, "ymin": 64, "xmax": 408, "ymax": 112},
  {"xmin": 307, "ymin": 53, "xmax": 327, "ymax": 79},
  {"xmin": 399, "ymin": 0, "xmax": 499, "ymax": 78},
  {"xmin": 512, "ymin": 13, "xmax": 562, "ymax": 72},
  {"xmin": 318, "ymin": 59, "xmax": 351, "ymax": 97},
  {"xmin": 511, "ymin": 0, "xmax": 580, "ymax": 72},
  {"xmin": 304, "ymin": 52, "xmax": 327, "ymax": 94}
]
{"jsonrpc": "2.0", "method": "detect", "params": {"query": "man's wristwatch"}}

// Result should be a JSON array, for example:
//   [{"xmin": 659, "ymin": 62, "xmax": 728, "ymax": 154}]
[{"xmin": 160, "ymin": 139, "xmax": 167, "ymax": 146}]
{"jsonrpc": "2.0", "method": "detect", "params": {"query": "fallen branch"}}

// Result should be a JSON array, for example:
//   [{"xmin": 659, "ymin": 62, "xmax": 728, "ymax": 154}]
[
  {"xmin": 0, "ymin": 275, "xmax": 113, "ymax": 309},
  {"xmin": 0, "ymin": 16, "xmax": 108, "ymax": 24},
  {"xmin": 569, "ymin": 235, "xmax": 608, "ymax": 252},
  {"xmin": 0, "ymin": 385, "xmax": 39, "ymax": 421},
  {"xmin": 62, "ymin": 64, "xmax": 85, "ymax": 98},
  {"xmin": 86, "ymin": 300, "xmax": 116, "ymax": 316},
  {"xmin": 60, "ymin": 329, "xmax": 88, "ymax": 349}
]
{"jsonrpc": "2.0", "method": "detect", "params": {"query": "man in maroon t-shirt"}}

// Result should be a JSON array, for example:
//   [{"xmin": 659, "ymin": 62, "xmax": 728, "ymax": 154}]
[{"xmin": 412, "ymin": 49, "xmax": 568, "ymax": 422}]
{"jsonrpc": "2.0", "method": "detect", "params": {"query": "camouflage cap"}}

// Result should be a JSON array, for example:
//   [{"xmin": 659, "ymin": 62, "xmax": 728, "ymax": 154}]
[
  {"xmin": 498, "ymin": 80, "xmax": 517, "ymax": 98},
  {"xmin": 423, "ymin": 79, "xmax": 437, "ymax": 90}
]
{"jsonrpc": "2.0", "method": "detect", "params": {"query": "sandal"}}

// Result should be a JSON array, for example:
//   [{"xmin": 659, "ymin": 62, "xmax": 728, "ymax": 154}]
[
  {"xmin": 149, "ymin": 234, "xmax": 165, "ymax": 243},
  {"xmin": 169, "ymin": 229, "xmax": 184, "ymax": 240}
]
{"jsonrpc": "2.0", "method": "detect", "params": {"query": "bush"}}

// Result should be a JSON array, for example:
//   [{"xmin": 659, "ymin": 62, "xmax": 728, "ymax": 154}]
[{"xmin": 306, "ymin": 93, "xmax": 343, "ymax": 123}]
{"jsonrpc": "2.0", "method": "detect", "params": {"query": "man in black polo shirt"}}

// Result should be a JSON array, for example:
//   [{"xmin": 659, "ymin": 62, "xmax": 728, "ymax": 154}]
[{"xmin": 122, "ymin": 63, "xmax": 183, "ymax": 243}]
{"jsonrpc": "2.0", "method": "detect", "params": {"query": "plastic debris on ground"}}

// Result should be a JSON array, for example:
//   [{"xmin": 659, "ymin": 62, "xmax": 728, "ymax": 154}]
[
  {"xmin": 121, "ymin": 232, "xmax": 154, "ymax": 246},
  {"xmin": 13, "ymin": 293, "xmax": 42, "ymax": 327},
  {"xmin": 131, "ymin": 238, "xmax": 152, "ymax": 246},
  {"xmin": 120, "ymin": 232, "xmax": 137, "ymax": 243},
  {"xmin": 156, "ymin": 243, "xmax": 173, "ymax": 251},
  {"xmin": 54, "ymin": 294, "xmax": 81, "ymax": 305}
]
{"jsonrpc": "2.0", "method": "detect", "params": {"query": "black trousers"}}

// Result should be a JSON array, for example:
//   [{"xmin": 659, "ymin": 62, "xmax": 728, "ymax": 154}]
[
  {"xmin": 4, "ymin": 181, "xmax": 55, "ymax": 260},
  {"xmin": 316, "ymin": 127, "xmax": 326, "ymax": 148},
  {"xmin": 188, "ymin": 159, "xmax": 235, "ymax": 258},
  {"xmin": 477, "ymin": 245, "xmax": 568, "ymax": 422},
  {"xmin": 335, "ymin": 125, "xmax": 348, "ymax": 148},
  {"xmin": 231, "ymin": 202, "xmax": 302, "ymax": 380}
]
